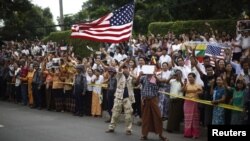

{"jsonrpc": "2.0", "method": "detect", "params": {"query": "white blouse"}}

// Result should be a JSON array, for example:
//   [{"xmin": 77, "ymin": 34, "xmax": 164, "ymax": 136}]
[{"xmin": 92, "ymin": 75, "xmax": 104, "ymax": 94}]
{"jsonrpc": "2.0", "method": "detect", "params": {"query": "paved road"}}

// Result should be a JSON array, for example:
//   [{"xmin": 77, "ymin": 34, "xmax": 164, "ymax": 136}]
[{"xmin": 0, "ymin": 101, "xmax": 207, "ymax": 141}]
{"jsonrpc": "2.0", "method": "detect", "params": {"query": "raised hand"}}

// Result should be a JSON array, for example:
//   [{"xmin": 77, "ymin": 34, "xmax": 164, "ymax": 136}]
[
  {"xmin": 209, "ymin": 79, "xmax": 215, "ymax": 86},
  {"xmin": 205, "ymin": 22, "xmax": 210, "ymax": 26}
]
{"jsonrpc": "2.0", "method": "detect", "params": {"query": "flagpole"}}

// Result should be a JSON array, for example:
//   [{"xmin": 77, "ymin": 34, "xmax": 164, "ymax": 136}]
[
  {"xmin": 126, "ymin": 0, "xmax": 136, "ymax": 57},
  {"xmin": 130, "ymin": 0, "xmax": 136, "ymax": 42}
]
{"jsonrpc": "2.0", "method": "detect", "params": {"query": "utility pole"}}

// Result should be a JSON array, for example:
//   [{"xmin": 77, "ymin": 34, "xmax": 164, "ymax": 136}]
[{"xmin": 59, "ymin": 0, "xmax": 64, "ymax": 31}]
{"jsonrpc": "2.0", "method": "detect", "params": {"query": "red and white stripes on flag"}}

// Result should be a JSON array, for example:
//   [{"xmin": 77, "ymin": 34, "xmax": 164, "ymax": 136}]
[
  {"xmin": 71, "ymin": 3, "xmax": 134, "ymax": 43},
  {"xmin": 205, "ymin": 44, "xmax": 225, "ymax": 66}
]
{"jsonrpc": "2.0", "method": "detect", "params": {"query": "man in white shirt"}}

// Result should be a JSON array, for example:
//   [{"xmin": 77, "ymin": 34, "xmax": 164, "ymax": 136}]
[
  {"xmin": 240, "ymin": 31, "xmax": 250, "ymax": 58},
  {"xmin": 121, "ymin": 49, "xmax": 128, "ymax": 61},
  {"xmin": 21, "ymin": 47, "xmax": 29, "ymax": 56},
  {"xmin": 92, "ymin": 56, "xmax": 103, "ymax": 70},
  {"xmin": 134, "ymin": 57, "xmax": 145, "ymax": 77},
  {"xmin": 232, "ymin": 37, "xmax": 242, "ymax": 62},
  {"xmin": 174, "ymin": 56, "xmax": 191, "ymax": 81},
  {"xmin": 237, "ymin": 60, "xmax": 250, "ymax": 87},
  {"xmin": 171, "ymin": 38, "xmax": 182, "ymax": 52},
  {"xmin": 107, "ymin": 43, "xmax": 118, "ymax": 55},
  {"xmin": 241, "ymin": 31, "xmax": 250, "ymax": 50},
  {"xmin": 113, "ymin": 48, "xmax": 123, "ymax": 62},
  {"xmin": 159, "ymin": 48, "xmax": 172, "ymax": 66}
]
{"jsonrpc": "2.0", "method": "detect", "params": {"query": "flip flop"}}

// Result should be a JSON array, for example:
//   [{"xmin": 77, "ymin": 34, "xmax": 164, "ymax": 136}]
[{"xmin": 140, "ymin": 136, "xmax": 148, "ymax": 140}]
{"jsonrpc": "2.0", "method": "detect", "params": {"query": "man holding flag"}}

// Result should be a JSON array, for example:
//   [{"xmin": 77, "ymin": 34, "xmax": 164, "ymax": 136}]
[{"xmin": 70, "ymin": 2, "xmax": 169, "ymax": 140}]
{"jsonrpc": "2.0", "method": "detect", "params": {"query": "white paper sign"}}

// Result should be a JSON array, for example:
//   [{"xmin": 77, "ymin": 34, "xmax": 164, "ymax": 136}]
[
  {"xmin": 237, "ymin": 20, "xmax": 250, "ymax": 32},
  {"xmin": 142, "ymin": 65, "xmax": 155, "ymax": 74},
  {"xmin": 60, "ymin": 46, "xmax": 67, "ymax": 51},
  {"xmin": 52, "ymin": 58, "xmax": 61, "ymax": 68}
]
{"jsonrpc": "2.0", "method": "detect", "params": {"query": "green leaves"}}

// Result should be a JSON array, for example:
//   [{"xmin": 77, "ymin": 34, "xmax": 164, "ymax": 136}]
[
  {"xmin": 43, "ymin": 30, "xmax": 99, "ymax": 57},
  {"xmin": 0, "ymin": 0, "xmax": 55, "ymax": 40},
  {"xmin": 148, "ymin": 19, "xmax": 236, "ymax": 36}
]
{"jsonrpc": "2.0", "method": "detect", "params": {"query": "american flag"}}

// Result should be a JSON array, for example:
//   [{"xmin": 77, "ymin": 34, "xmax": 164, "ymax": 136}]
[
  {"xmin": 71, "ymin": 3, "xmax": 134, "ymax": 43},
  {"xmin": 205, "ymin": 44, "xmax": 225, "ymax": 65}
]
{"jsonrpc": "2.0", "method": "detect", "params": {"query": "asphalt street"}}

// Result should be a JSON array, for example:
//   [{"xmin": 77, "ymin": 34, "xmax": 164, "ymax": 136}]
[{"xmin": 0, "ymin": 101, "xmax": 207, "ymax": 141}]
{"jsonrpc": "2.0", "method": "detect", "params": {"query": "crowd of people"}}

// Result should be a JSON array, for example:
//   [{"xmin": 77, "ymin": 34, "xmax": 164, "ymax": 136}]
[{"xmin": 0, "ymin": 25, "xmax": 250, "ymax": 140}]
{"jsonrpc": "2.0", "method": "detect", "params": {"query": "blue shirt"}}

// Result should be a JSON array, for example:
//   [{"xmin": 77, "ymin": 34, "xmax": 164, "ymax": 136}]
[{"xmin": 213, "ymin": 86, "xmax": 225, "ymax": 101}]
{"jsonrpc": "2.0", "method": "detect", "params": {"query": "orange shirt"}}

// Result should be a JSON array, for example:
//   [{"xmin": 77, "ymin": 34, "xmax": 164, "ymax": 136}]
[
  {"xmin": 185, "ymin": 83, "xmax": 202, "ymax": 99},
  {"xmin": 52, "ymin": 75, "xmax": 63, "ymax": 89}
]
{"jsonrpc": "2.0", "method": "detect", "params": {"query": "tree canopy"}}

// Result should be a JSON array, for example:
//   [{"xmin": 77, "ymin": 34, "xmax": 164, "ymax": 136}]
[
  {"xmin": 1, "ymin": 0, "xmax": 249, "ymax": 40},
  {"xmin": 64, "ymin": 0, "xmax": 249, "ymax": 34},
  {"xmin": 0, "ymin": 0, "xmax": 56, "ymax": 40}
]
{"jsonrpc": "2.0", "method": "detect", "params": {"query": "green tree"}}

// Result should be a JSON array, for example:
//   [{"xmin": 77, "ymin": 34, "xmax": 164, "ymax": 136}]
[
  {"xmin": 0, "ymin": 0, "xmax": 55, "ymax": 40},
  {"xmin": 45, "ymin": 0, "xmax": 250, "ymax": 38},
  {"xmin": 76, "ymin": 0, "xmax": 172, "ymax": 33},
  {"xmin": 168, "ymin": 0, "xmax": 249, "ymax": 20}
]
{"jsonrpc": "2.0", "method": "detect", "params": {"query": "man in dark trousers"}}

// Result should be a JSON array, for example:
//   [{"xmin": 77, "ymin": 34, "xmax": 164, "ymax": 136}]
[
  {"xmin": 105, "ymin": 67, "xmax": 117, "ymax": 122},
  {"xmin": 73, "ymin": 64, "xmax": 87, "ymax": 117},
  {"xmin": 137, "ymin": 72, "xmax": 168, "ymax": 141},
  {"xmin": 32, "ymin": 62, "xmax": 43, "ymax": 109}
]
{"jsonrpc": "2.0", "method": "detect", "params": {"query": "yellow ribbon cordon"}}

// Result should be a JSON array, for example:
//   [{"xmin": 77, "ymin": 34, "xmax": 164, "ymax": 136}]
[
  {"xmin": 88, "ymin": 84, "xmax": 108, "ymax": 88},
  {"xmin": 55, "ymin": 82, "xmax": 108, "ymax": 88},
  {"xmin": 158, "ymin": 91, "xmax": 243, "ymax": 112},
  {"xmin": 52, "ymin": 83, "xmax": 244, "ymax": 112}
]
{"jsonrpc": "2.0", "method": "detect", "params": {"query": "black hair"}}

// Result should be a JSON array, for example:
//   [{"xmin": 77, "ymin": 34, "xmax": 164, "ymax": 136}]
[
  {"xmin": 176, "ymin": 56, "xmax": 184, "ymax": 61},
  {"xmin": 138, "ymin": 57, "xmax": 145, "ymax": 61},
  {"xmin": 94, "ymin": 69, "xmax": 101, "ymax": 73},
  {"xmin": 240, "ymin": 59, "xmax": 249, "ymax": 68},
  {"xmin": 205, "ymin": 65, "xmax": 213, "ymax": 69},
  {"xmin": 225, "ymin": 63, "xmax": 235, "ymax": 74},
  {"xmin": 129, "ymin": 59, "xmax": 137, "ymax": 69},
  {"xmin": 115, "ymin": 59, "xmax": 120, "ymax": 65},
  {"xmin": 235, "ymin": 79, "xmax": 246, "ymax": 91},
  {"xmin": 204, "ymin": 56, "xmax": 210, "ymax": 60},
  {"xmin": 188, "ymin": 72, "xmax": 196, "ymax": 79},
  {"xmin": 178, "ymin": 50, "xmax": 183, "ymax": 55},
  {"xmin": 76, "ymin": 55, "xmax": 82, "ymax": 63},
  {"xmin": 217, "ymin": 59, "xmax": 225, "ymax": 65},
  {"xmin": 216, "ymin": 75, "xmax": 223, "ymax": 81},
  {"xmin": 151, "ymin": 48, "xmax": 157, "ymax": 52},
  {"xmin": 162, "ymin": 62, "xmax": 168, "ymax": 66}
]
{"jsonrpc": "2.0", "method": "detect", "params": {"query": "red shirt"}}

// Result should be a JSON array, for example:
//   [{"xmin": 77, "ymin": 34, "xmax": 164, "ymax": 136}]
[{"xmin": 20, "ymin": 66, "xmax": 28, "ymax": 78}]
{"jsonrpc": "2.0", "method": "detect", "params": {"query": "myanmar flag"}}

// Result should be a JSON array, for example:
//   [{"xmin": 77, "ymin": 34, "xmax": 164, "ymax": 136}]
[
  {"xmin": 182, "ymin": 43, "xmax": 207, "ymax": 62},
  {"xmin": 195, "ymin": 44, "xmax": 207, "ymax": 63}
]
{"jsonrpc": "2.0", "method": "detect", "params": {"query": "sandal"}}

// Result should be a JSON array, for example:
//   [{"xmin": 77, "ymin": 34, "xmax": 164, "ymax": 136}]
[
  {"xmin": 126, "ymin": 130, "xmax": 132, "ymax": 135},
  {"xmin": 159, "ymin": 135, "xmax": 169, "ymax": 141},
  {"xmin": 140, "ymin": 136, "xmax": 148, "ymax": 140},
  {"xmin": 105, "ymin": 129, "xmax": 114, "ymax": 133}
]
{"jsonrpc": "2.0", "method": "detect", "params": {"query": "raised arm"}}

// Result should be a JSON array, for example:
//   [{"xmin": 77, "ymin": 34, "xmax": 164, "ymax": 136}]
[
  {"xmin": 210, "ymin": 79, "xmax": 215, "ymax": 95},
  {"xmin": 170, "ymin": 51, "xmax": 176, "ymax": 67},
  {"xmin": 165, "ymin": 75, "xmax": 175, "ymax": 84},
  {"xmin": 182, "ymin": 79, "xmax": 187, "ymax": 92},
  {"xmin": 98, "ymin": 59, "xmax": 109, "ymax": 70},
  {"xmin": 194, "ymin": 60, "xmax": 205, "ymax": 76},
  {"xmin": 223, "ymin": 73, "xmax": 231, "ymax": 90}
]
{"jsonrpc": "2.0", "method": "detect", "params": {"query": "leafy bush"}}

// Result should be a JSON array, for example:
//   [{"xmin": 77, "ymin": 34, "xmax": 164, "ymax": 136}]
[
  {"xmin": 148, "ymin": 19, "xmax": 237, "ymax": 36},
  {"xmin": 43, "ymin": 30, "xmax": 100, "ymax": 57}
]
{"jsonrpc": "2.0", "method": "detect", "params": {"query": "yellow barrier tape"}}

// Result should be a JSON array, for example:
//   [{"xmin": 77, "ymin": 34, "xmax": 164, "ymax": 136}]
[
  {"xmin": 159, "ymin": 91, "xmax": 243, "ymax": 112},
  {"xmin": 80, "ymin": 84, "xmax": 244, "ymax": 112},
  {"xmin": 55, "ymin": 82, "xmax": 74, "ymax": 85},
  {"xmin": 55, "ymin": 82, "xmax": 108, "ymax": 88},
  {"xmin": 51, "ymin": 83, "xmax": 244, "ymax": 112},
  {"xmin": 88, "ymin": 84, "xmax": 108, "ymax": 88}
]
